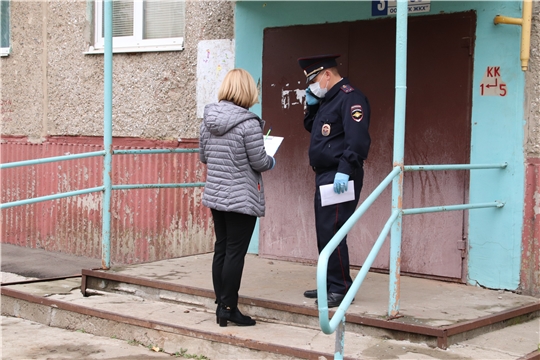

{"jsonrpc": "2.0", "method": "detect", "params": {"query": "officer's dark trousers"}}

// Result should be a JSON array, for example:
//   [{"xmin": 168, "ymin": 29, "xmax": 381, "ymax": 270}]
[
  {"xmin": 210, "ymin": 209, "xmax": 257, "ymax": 308},
  {"xmin": 314, "ymin": 168, "xmax": 364, "ymax": 295}
]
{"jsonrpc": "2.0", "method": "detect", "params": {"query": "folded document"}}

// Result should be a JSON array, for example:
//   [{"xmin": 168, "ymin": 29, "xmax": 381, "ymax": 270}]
[{"xmin": 319, "ymin": 181, "xmax": 355, "ymax": 206}]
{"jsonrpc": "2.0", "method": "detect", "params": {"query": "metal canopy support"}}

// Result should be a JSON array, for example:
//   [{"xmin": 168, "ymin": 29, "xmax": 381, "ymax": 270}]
[{"xmin": 388, "ymin": 0, "xmax": 408, "ymax": 318}]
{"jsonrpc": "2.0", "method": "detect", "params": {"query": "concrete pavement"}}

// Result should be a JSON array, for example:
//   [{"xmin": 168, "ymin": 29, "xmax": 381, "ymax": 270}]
[
  {"xmin": 1, "ymin": 243, "xmax": 100, "ymax": 279},
  {"xmin": 1, "ymin": 315, "xmax": 175, "ymax": 360}
]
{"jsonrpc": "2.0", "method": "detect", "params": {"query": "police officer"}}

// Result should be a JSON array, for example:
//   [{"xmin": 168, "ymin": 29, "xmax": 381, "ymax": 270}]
[{"xmin": 298, "ymin": 54, "xmax": 371, "ymax": 308}]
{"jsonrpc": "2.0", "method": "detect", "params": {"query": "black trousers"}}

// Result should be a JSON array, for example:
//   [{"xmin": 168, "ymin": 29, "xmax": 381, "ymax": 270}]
[
  {"xmin": 314, "ymin": 168, "xmax": 364, "ymax": 294},
  {"xmin": 210, "ymin": 208, "xmax": 257, "ymax": 308}
]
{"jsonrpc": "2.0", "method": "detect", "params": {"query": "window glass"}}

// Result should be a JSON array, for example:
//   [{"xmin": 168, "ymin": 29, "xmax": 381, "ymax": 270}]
[
  {"xmin": 1, "ymin": 0, "xmax": 10, "ymax": 51},
  {"xmin": 93, "ymin": 0, "xmax": 185, "ymax": 53},
  {"xmin": 102, "ymin": 0, "xmax": 134, "ymax": 38},
  {"xmin": 144, "ymin": 0, "xmax": 185, "ymax": 40}
]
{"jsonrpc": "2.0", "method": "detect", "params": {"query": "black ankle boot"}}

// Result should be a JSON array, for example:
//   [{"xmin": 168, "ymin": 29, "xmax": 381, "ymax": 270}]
[{"xmin": 217, "ymin": 305, "xmax": 255, "ymax": 327}]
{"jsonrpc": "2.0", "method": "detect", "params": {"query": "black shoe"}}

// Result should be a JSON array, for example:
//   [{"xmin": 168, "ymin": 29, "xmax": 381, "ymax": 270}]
[
  {"xmin": 303, "ymin": 289, "xmax": 317, "ymax": 298},
  {"xmin": 315, "ymin": 293, "xmax": 346, "ymax": 308},
  {"xmin": 217, "ymin": 305, "xmax": 256, "ymax": 327}
]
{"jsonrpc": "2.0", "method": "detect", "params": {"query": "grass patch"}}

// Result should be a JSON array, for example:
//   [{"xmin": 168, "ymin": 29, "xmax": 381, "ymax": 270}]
[{"xmin": 174, "ymin": 348, "xmax": 210, "ymax": 359}]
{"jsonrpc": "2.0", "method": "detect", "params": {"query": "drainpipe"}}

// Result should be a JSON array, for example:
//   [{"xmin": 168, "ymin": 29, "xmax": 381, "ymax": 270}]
[
  {"xmin": 102, "ymin": 0, "xmax": 113, "ymax": 269},
  {"xmin": 494, "ymin": 0, "xmax": 533, "ymax": 71},
  {"xmin": 388, "ymin": 0, "xmax": 408, "ymax": 318}
]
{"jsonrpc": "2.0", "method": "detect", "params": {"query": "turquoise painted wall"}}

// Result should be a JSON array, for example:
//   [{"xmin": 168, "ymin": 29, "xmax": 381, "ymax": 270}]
[{"xmin": 237, "ymin": 1, "xmax": 525, "ymax": 290}]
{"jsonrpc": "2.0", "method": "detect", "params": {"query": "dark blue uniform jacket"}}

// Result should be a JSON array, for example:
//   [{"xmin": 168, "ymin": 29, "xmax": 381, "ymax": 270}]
[{"xmin": 304, "ymin": 77, "xmax": 371, "ymax": 175}]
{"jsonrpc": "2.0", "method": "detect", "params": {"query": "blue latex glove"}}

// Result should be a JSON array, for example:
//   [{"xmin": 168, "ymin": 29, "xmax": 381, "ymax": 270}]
[
  {"xmin": 305, "ymin": 87, "xmax": 320, "ymax": 106},
  {"xmin": 270, "ymin": 156, "xmax": 276, "ymax": 170},
  {"xmin": 333, "ymin": 172, "xmax": 350, "ymax": 194}
]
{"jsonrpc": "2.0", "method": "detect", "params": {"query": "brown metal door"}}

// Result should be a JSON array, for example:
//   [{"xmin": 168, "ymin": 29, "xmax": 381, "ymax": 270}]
[{"xmin": 260, "ymin": 12, "xmax": 475, "ymax": 280}]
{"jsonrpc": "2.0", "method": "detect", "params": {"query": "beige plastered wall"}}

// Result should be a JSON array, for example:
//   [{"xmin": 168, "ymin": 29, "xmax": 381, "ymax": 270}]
[
  {"xmin": 525, "ymin": 1, "xmax": 540, "ymax": 157},
  {"xmin": 0, "ymin": 0, "xmax": 234, "ymax": 141}
]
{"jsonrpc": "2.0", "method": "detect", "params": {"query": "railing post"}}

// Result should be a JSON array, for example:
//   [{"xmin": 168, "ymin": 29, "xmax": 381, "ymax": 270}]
[
  {"xmin": 389, "ymin": 0, "xmax": 408, "ymax": 317},
  {"xmin": 101, "ymin": 0, "xmax": 113, "ymax": 270},
  {"xmin": 334, "ymin": 316, "xmax": 345, "ymax": 360}
]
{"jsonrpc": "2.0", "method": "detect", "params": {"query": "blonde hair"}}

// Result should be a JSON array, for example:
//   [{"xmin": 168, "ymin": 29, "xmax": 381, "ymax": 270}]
[{"xmin": 218, "ymin": 69, "xmax": 259, "ymax": 109}]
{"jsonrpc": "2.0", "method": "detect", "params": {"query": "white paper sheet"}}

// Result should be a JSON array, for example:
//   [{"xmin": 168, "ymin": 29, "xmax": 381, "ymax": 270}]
[
  {"xmin": 319, "ymin": 181, "xmax": 355, "ymax": 207},
  {"xmin": 264, "ymin": 136, "xmax": 284, "ymax": 157}
]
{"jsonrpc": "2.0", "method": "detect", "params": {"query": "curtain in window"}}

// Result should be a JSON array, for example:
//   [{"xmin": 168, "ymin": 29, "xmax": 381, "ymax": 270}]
[
  {"xmin": 102, "ymin": 0, "xmax": 134, "ymax": 37},
  {"xmin": 143, "ymin": 0, "xmax": 185, "ymax": 39},
  {"xmin": 0, "ymin": 0, "xmax": 10, "ymax": 48}
]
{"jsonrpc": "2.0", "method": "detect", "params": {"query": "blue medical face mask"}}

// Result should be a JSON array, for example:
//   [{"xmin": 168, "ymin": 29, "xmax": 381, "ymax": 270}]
[{"xmin": 308, "ymin": 73, "xmax": 329, "ymax": 99}]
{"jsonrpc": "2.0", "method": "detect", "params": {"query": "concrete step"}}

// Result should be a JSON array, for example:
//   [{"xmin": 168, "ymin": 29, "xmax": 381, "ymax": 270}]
[
  {"xmin": 2, "ymin": 277, "xmax": 539, "ymax": 360},
  {"xmin": 77, "ymin": 253, "xmax": 540, "ymax": 350},
  {"xmin": 1, "ymin": 278, "xmax": 388, "ymax": 360},
  {"xmin": 80, "ymin": 267, "xmax": 540, "ymax": 350}
]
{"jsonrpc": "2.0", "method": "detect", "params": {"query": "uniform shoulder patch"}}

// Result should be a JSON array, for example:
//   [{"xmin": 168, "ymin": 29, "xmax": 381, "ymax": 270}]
[
  {"xmin": 350, "ymin": 105, "xmax": 364, "ymax": 122},
  {"xmin": 341, "ymin": 84, "xmax": 354, "ymax": 93}
]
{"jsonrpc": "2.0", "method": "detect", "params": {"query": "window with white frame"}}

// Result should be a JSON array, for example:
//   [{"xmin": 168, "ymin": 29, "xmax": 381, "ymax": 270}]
[
  {"xmin": 92, "ymin": 0, "xmax": 185, "ymax": 53},
  {"xmin": 0, "ymin": 0, "xmax": 10, "ymax": 56}
]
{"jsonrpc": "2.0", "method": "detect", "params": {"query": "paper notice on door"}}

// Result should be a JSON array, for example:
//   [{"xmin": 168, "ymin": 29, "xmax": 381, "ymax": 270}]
[
  {"xmin": 264, "ymin": 136, "xmax": 284, "ymax": 157},
  {"xmin": 319, "ymin": 181, "xmax": 355, "ymax": 207}
]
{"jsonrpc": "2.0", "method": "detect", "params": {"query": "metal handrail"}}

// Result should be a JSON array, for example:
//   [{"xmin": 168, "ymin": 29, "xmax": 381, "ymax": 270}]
[
  {"xmin": 0, "ymin": 151, "xmax": 106, "ymax": 169},
  {"xmin": 317, "ymin": 166, "xmax": 401, "ymax": 332},
  {"xmin": 0, "ymin": 186, "xmax": 105, "ymax": 209},
  {"xmin": 315, "ymin": 162, "xmax": 507, "ymax": 359},
  {"xmin": 0, "ymin": 148, "xmax": 203, "ymax": 210},
  {"xmin": 404, "ymin": 162, "xmax": 508, "ymax": 171},
  {"xmin": 0, "ymin": 148, "xmax": 200, "ymax": 170}
]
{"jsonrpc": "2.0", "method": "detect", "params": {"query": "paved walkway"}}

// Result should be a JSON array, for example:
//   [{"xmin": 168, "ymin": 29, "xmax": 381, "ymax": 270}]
[
  {"xmin": 1, "ymin": 243, "xmax": 100, "ymax": 279},
  {"xmin": 1, "ymin": 314, "xmax": 174, "ymax": 360}
]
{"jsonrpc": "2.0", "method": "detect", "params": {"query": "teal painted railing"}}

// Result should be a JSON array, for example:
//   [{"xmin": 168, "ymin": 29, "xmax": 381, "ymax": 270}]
[
  {"xmin": 102, "ymin": 0, "xmax": 113, "ymax": 269},
  {"xmin": 0, "ymin": 149, "xmax": 203, "ymax": 208},
  {"xmin": 316, "ymin": 162, "xmax": 506, "ymax": 360},
  {"xmin": 0, "ymin": 151, "xmax": 106, "ymax": 169}
]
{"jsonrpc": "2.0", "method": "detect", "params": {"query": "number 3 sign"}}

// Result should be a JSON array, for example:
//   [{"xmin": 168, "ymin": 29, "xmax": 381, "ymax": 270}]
[{"xmin": 480, "ymin": 66, "xmax": 507, "ymax": 96}]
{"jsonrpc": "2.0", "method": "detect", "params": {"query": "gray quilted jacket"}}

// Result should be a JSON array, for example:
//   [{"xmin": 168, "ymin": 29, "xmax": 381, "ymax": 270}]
[{"xmin": 199, "ymin": 101, "xmax": 274, "ymax": 217}]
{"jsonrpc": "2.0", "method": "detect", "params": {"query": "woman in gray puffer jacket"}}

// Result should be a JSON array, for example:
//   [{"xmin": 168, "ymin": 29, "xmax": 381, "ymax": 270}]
[{"xmin": 199, "ymin": 69, "xmax": 275, "ymax": 327}]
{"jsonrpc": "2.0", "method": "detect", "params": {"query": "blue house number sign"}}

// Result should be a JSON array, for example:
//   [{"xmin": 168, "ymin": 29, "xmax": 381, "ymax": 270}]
[{"xmin": 372, "ymin": 0, "xmax": 431, "ymax": 16}]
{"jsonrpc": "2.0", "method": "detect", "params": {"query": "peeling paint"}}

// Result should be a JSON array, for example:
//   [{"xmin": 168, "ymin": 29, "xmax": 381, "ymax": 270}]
[
  {"xmin": 520, "ymin": 160, "xmax": 540, "ymax": 296},
  {"xmin": 534, "ymin": 188, "xmax": 540, "ymax": 216},
  {"xmin": 281, "ymin": 88, "xmax": 306, "ymax": 110},
  {"xmin": 75, "ymin": 193, "xmax": 102, "ymax": 212}
]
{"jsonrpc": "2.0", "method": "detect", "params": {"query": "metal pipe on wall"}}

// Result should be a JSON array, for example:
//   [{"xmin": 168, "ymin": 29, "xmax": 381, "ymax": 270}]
[{"xmin": 494, "ymin": 0, "xmax": 533, "ymax": 71}]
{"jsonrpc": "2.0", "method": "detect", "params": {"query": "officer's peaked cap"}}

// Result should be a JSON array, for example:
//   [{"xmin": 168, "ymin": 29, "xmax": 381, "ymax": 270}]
[{"xmin": 298, "ymin": 54, "xmax": 340, "ymax": 83}]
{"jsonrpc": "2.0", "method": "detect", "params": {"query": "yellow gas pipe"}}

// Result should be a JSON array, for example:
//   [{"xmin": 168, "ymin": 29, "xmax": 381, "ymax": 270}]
[{"xmin": 494, "ymin": 0, "xmax": 533, "ymax": 71}]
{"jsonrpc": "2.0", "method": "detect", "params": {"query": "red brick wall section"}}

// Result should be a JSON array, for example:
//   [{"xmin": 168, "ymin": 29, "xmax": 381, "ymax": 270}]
[{"xmin": 521, "ymin": 158, "xmax": 540, "ymax": 296}]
